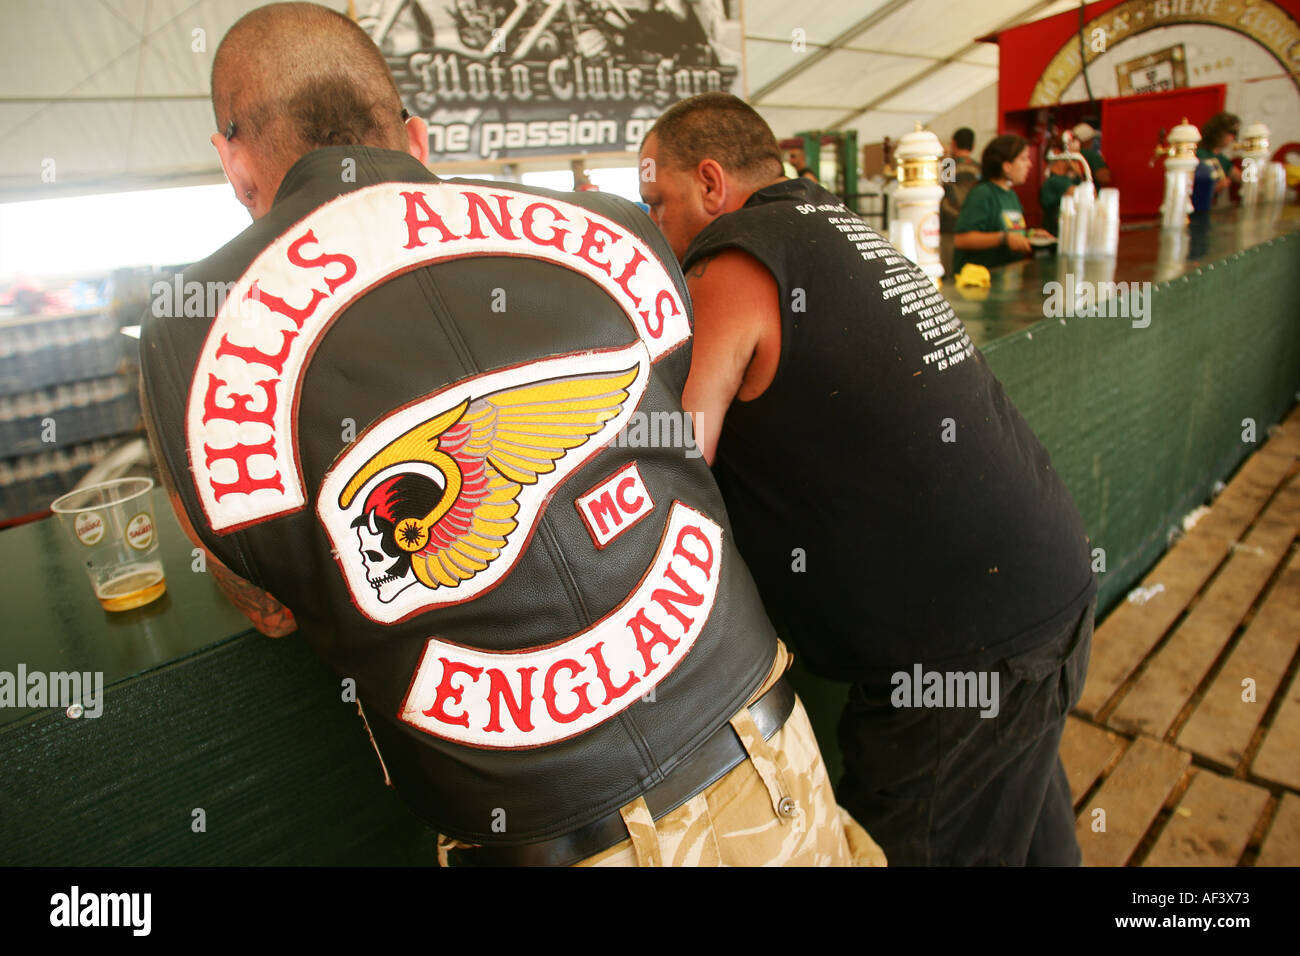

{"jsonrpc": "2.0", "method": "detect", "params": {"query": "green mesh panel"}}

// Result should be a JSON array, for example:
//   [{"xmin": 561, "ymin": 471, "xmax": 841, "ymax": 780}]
[
  {"xmin": 0, "ymin": 633, "xmax": 431, "ymax": 865},
  {"xmin": 983, "ymin": 231, "xmax": 1300, "ymax": 618}
]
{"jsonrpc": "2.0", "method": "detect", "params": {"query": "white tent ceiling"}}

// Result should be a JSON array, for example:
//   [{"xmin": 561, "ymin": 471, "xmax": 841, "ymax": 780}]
[
  {"xmin": 0, "ymin": 0, "xmax": 1084, "ymax": 203},
  {"xmin": 743, "ymin": 0, "xmax": 1082, "ymax": 143}
]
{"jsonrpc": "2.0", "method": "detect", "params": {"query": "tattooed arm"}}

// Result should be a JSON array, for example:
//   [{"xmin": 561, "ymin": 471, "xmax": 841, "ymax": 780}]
[
  {"xmin": 139, "ymin": 373, "xmax": 297, "ymax": 638},
  {"xmin": 680, "ymin": 250, "xmax": 782, "ymax": 465}
]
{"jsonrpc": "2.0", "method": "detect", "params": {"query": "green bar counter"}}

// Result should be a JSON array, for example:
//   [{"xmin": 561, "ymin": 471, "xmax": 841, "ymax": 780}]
[{"xmin": 2, "ymin": 204, "xmax": 1297, "ymax": 862}]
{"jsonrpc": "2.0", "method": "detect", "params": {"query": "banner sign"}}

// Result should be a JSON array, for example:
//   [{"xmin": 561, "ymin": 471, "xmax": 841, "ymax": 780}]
[{"xmin": 358, "ymin": 0, "xmax": 743, "ymax": 162}]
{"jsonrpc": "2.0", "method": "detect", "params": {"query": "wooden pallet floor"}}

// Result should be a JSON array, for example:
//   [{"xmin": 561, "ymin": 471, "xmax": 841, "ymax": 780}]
[{"xmin": 1062, "ymin": 403, "xmax": 1300, "ymax": 867}]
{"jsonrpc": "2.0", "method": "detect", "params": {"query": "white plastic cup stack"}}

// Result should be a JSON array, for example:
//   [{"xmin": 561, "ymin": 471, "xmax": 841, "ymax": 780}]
[
  {"xmin": 1264, "ymin": 162, "xmax": 1287, "ymax": 203},
  {"xmin": 1069, "ymin": 181, "xmax": 1094, "ymax": 257},
  {"xmin": 1058, "ymin": 194, "xmax": 1077, "ymax": 256},
  {"xmin": 1089, "ymin": 188, "xmax": 1120, "ymax": 258}
]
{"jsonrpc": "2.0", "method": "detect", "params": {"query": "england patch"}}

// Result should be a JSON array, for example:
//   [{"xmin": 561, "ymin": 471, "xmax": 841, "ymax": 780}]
[{"xmin": 398, "ymin": 501, "xmax": 722, "ymax": 748}]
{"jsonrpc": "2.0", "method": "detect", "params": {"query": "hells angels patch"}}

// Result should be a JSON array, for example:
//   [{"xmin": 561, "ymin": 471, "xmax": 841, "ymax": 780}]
[
  {"xmin": 186, "ymin": 181, "xmax": 689, "ymax": 534},
  {"xmin": 318, "ymin": 343, "xmax": 649, "ymax": 624}
]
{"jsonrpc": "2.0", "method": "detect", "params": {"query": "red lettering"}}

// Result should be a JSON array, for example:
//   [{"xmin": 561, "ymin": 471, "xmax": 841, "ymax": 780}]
[
  {"xmin": 402, "ymin": 191, "xmax": 459, "ymax": 247},
  {"xmin": 483, "ymin": 666, "xmax": 537, "ymax": 733},
  {"xmin": 464, "ymin": 192, "xmax": 519, "ymax": 241},
  {"xmin": 672, "ymin": 524, "xmax": 715, "ymax": 576},
  {"xmin": 575, "ymin": 219, "xmax": 620, "ymax": 276},
  {"xmin": 650, "ymin": 565, "xmax": 704, "ymax": 629},
  {"xmin": 586, "ymin": 641, "xmax": 637, "ymax": 703},
  {"xmin": 247, "ymin": 280, "xmax": 325, "ymax": 330},
  {"xmin": 201, "ymin": 374, "xmax": 278, "ymax": 428},
  {"xmin": 627, "ymin": 609, "xmax": 680, "ymax": 676},
  {"xmin": 648, "ymin": 289, "xmax": 679, "ymax": 338},
  {"xmin": 287, "ymin": 229, "xmax": 357, "ymax": 293},
  {"xmin": 215, "ymin": 329, "xmax": 299, "ymax": 375},
  {"xmin": 612, "ymin": 246, "xmax": 648, "ymax": 310},
  {"xmin": 615, "ymin": 475, "xmax": 643, "ymax": 513},
  {"xmin": 586, "ymin": 490, "xmax": 622, "ymax": 536},
  {"xmin": 520, "ymin": 201, "xmax": 571, "ymax": 251},
  {"xmin": 542, "ymin": 659, "xmax": 597, "ymax": 724},
  {"xmin": 203, "ymin": 438, "xmax": 284, "ymax": 500},
  {"xmin": 238, "ymin": 231, "xmax": 352, "ymax": 329},
  {"xmin": 423, "ymin": 658, "xmax": 483, "ymax": 727}
]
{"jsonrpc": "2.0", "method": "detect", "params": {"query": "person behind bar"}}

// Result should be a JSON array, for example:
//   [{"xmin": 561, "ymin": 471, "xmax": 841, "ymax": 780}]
[
  {"xmin": 953, "ymin": 134, "xmax": 1050, "ymax": 273},
  {"xmin": 1198, "ymin": 112, "xmax": 1242, "ymax": 198},
  {"xmin": 639, "ymin": 92, "xmax": 1097, "ymax": 865},
  {"xmin": 939, "ymin": 127, "xmax": 981, "ymax": 233},
  {"xmin": 138, "ymin": 2, "xmax": 884, "ymax": 868},
  {"xmin": 1040, "ymin": 136, "xmax": 1081, "ymax": 238},
  {"xmin": 1071, "ymin": 123, "xmax": 1111, "ymax": 189}
]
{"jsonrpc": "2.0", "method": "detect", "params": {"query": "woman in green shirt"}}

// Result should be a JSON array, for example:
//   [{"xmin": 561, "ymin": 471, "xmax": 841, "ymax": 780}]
[{"xmin": 953, "ymin": 134, "xmax": 1049, "ymax": 272}]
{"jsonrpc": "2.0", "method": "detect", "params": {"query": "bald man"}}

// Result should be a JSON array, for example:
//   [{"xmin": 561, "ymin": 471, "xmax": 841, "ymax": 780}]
[{"xmin": 139, "ymin": 2, "xmax": 882, "ymax": 867}]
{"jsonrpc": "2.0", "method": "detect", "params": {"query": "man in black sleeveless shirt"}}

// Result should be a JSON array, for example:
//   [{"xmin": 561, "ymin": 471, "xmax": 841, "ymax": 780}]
[{"xmin": 640, "ymin": 93, "xmax": 1096, "ymax": 865}]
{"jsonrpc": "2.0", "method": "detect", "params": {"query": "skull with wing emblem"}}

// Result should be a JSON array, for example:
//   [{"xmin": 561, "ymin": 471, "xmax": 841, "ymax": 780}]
[{"xmin": 334, "ymin": 360, "xmax": 641, "ymax": 615}]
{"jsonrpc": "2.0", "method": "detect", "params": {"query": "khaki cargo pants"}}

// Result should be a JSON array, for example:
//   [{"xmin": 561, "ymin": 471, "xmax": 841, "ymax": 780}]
[{"xmin": 438, "ymin": 641, "xmax": 887, "ymax": 867}]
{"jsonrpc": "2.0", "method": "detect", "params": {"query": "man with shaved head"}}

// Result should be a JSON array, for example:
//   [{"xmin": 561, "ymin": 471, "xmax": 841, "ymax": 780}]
[
  {"xmin": 640, "ymin": 93, "xmax": 1096, "ymax": 866},
  {"xmin": 207, "ymin": 2, "xmax": 417, "ymax": 217},
  {"xmin": 139, "ymin": 3, "xmax": 883, "ymax": 867}
]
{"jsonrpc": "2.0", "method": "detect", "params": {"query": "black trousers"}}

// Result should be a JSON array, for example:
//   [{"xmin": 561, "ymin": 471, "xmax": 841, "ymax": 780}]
[{"xmin": 836, "ymin": 598, "xmax": 1095, "ymax": 866}]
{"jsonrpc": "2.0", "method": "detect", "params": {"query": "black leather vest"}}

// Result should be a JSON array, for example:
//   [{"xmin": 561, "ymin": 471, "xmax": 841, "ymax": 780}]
[{"xmin": 140, "ymin": 147, "xmax": 776, "ymax": 844}]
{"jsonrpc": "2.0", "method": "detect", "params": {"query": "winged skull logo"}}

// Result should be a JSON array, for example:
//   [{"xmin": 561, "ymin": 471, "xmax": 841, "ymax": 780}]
[{"xmin": 336, "ymin": 362, "xmax": 640, "ymax": 608}]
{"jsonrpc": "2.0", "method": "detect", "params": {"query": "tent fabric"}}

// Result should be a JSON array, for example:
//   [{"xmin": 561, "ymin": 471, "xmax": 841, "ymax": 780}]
[
  {"xmin": 0, "ymin": 0, "xmax": 1078, "ymax": 202},
  {"xmin": 744, "ymin": 0, "xmax": 1080, "ymax": 143}
]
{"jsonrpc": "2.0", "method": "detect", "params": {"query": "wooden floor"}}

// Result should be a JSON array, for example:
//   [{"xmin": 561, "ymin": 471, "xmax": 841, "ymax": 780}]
[{"xmin": 1062, "ymin": 403, "xmax": 1300, "ymax": 867}]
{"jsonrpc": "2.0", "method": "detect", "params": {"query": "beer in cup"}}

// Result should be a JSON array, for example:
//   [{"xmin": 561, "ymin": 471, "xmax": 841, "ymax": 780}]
[{"xmin": 50, "ymin": 477, "xmax": 167, "ymax": 611}]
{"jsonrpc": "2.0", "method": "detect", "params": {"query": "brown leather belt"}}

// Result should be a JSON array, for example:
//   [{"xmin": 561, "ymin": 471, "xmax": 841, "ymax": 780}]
[{"xmin": 446, "ymin": 676, "xmax": 797, "ymax": 867}]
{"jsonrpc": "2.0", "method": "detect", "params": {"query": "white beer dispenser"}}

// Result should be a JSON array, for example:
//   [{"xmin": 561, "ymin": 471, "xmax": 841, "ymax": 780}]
[
  {"xmin": 1154, "ymin": 118, "xmax": 1201, "ymax": 230},
  {"xmin": 890, "ymin": 124, "xmax": 945, "ymax": 283},
  {"xmin": 1238, "ymin": 122, "xmax": 1279, "ymax": 206}
]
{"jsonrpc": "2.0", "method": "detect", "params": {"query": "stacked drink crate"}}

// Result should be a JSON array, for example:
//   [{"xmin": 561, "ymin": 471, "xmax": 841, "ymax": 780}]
[{"xmin": 0, "ymin": 306, "xmax": 139, "ymax": 524}]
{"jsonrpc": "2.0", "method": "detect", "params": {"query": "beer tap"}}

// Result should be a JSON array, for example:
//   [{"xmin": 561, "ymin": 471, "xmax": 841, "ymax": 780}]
[
  {"xmin": 889, "ymin": 123, "xmax": 945, "ymax": 284},
  {"xmin": 1238, "ymin": 122, "xmax": 1277, "ymax": 205},
  {"xmin": 1152, "ymin": 118, "xmax": 1201, "ymax": 229}
]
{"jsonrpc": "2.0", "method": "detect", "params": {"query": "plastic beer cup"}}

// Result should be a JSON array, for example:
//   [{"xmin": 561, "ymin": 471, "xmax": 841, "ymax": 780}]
[{"xmin": 50, "ymin": 477, "xmax": 167, "ymax": 611}]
